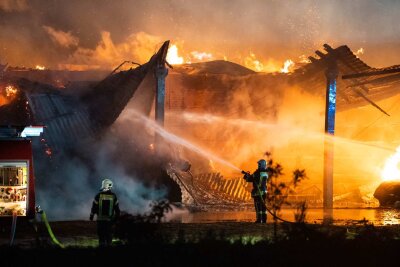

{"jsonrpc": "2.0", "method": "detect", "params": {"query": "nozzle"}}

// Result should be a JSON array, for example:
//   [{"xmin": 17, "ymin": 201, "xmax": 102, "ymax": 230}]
[
  {"xmin": 241, "ymin": 170, "xmax": 249, "ymax": 175},
  {"xmin": 35, "ymin": 205, "xmax": 43, "ymax": 214}
]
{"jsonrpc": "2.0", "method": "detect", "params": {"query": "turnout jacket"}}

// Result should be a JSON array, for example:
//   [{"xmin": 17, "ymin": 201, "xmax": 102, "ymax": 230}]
[
  {"xmin": 244, "ymin": 168, "xmax": 269, "ymax": 197},
  {"xmin": 91, "ymin": 190, "xmax": 120, "ymax": 221}
]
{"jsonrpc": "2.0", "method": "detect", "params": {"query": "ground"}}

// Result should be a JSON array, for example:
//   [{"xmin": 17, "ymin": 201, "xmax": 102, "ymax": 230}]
[{"xmin": 2, "ymin": 220, "xmax": 400, "ymax": 266}]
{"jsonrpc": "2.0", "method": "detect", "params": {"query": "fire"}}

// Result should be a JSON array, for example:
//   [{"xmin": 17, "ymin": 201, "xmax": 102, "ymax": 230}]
[
  {"xmin": 190, "ymin": 51, "xmax": 213, "ymax": 62},
  {"xmin": 280, "ymin": 59, "xmax": 295, "ymax": 73},
  {"xmin": 299, "ymin": 55, "xmax": 311, "ymax": 64},
  {"xmin": 381, "ymin": 146, "xmax": 400, "ymax": 181},
  {"xmin": 166, "ymin": 44, "xmax": 215, "ymax": 65},
  {"xmin": 166, "ymin": 44, "xmax": 184, "ymax": 65},
  {"xmin": 243, "ymin": 53, "xmax": 296, "ymax": 73},
  {"xmin": 5, "ymin": 85, "xmax": 17, "ymax": 97},
  {"xmin": 35, "ymin": 65, "xmax": 46, "ymax": 70},
  {"xmin": 356, "ymin": 48, "xmax": 364, "ymax": 56},
  {"xmin": 0, "ymin": 85, "xmax": 18, "ymax": 106},
  {"xmin": 244, "ymin": 52, "xmax": 265, "ymax": 72}
]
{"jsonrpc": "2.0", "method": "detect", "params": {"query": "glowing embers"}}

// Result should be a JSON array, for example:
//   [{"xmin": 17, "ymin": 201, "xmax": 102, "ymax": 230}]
[
  {"xmin": 0, "ymin": 162, "xmax": 28, "ymax": 216},
  {"xmin": 381, "ymin": 146, "xmax": 400, "ymax": 182},
  {"xmin": 149, "ymin": 143, "xmax": 154, "ymax": 151},
  {"xmin": 41, "ymin": 138, "xmax": 53, "ymax": 158},
  {"xmin": 5, "ymin": 85, "xmax": 17, "ymax": 97},
  {"xmin": 35, "ymin": 65, "xmax": 46, "ymax": 70}
]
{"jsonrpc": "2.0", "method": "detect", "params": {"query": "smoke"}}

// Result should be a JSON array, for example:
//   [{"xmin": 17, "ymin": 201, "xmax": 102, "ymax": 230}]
[
  {"xmin": 2, "ymin": 0, "xmax": 400, "ymax": 68},
  {"xmin": 58, "ymin": 31, "xmax": 162, "ymax": 70},
  {"xmin": 0, "ymin": 0, "xmax": 28, "ymax": 12},
  {"xmin": 158, "ymin": 66, "xmax": 398, "ymax": 205},
  {"xmin": 3, "ymin": 0, "xmax": 400, "ymax": 212},
  {"xmin": 43, "ymin": 26, "xmax": 79, "ymax": 48},
  {"xmin": 34, "ymin": 123, "xmax": 169, "ymax": 221}
]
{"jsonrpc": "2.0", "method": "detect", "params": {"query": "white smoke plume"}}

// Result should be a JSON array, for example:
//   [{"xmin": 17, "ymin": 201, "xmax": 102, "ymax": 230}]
[
  {"xmin": 60, "ymin": 31, "xmax": 162, "ymax": 70},
  {"xmin": 43, "ymin": 26, "xmax": 79, "ymax": 48}
]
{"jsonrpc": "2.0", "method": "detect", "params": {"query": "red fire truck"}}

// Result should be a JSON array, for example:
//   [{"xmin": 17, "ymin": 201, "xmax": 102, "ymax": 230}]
[{"xmin": 0, "ymin": 126, "xmax": 43, "ymax": 219}]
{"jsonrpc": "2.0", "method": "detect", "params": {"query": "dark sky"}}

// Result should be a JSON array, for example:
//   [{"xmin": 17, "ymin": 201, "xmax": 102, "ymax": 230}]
[{"xmin": 1, "ymin": 0, "xmax": 400, "ymax": 69}]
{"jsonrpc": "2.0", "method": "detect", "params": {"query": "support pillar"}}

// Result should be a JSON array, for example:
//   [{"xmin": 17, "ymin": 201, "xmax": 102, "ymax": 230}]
[
  {"xmin": 323, "ymin": 62, "xmax": 338, "ymax": 212},
  {"xmin": 154, "ymin": 64, "xmax": 168, "ymax": 152}
]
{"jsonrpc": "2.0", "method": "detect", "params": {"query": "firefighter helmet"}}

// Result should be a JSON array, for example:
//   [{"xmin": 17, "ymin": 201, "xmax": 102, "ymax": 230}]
[
  {"xmin": 101, "ymin": 179, "xmax": 113, "ymax": 191},
  {"xmin": 257, "ymin": 159, "xmax": 267, "ymax": 169}
]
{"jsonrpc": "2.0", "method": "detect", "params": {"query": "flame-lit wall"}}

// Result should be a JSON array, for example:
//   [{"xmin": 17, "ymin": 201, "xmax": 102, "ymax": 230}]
[{"xmin": 161, "ymin": 66, "xmax": 400, "ymax": 205}]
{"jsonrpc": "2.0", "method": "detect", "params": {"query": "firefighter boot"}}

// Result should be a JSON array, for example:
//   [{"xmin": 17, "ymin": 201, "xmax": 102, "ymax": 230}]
[{"xmin": 261, "ymin": 213, "xmax": 267, "ymax": 223}]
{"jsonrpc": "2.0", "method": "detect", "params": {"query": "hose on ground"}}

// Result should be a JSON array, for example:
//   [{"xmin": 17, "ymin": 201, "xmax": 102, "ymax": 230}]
[
  {"xmin": 9, "ymin": 211, "xmax": 17, "ymax": 246},
  {"xmin": 36, "ymin": 206, "xmax": 65, "ymax": 248}
]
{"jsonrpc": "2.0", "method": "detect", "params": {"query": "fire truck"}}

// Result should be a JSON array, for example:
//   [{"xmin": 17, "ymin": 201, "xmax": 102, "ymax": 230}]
[{"xmin": 0, "ymin": 126, "xmax": 43, "ymax": 219}]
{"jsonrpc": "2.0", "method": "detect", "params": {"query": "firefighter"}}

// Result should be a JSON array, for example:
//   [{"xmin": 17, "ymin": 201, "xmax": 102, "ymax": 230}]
[
  {"xmin": 243, "ymin": 159, "xmax": 269, "ymax": 223},
  {"xmin": 90, "ymin": 178, "xmax": 120, "ymax": 247}
]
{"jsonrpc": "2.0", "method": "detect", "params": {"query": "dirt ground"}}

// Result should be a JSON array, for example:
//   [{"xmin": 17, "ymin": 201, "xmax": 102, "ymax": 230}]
[{"xmin": 2, "ymin": 220, "xmax": 400, "ymax": 266}]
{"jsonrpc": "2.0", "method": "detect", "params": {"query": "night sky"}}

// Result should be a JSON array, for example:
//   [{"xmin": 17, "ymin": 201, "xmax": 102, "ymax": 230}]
[{"xmin": 1, "ymin": 0, "xmax": 399, "ymax": 69}]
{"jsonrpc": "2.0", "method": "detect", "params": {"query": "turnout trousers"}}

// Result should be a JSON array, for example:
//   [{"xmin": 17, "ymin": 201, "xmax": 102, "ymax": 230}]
[{"xmin": 253, "ymin": 194, "xmax": 267, "ymax": 223}]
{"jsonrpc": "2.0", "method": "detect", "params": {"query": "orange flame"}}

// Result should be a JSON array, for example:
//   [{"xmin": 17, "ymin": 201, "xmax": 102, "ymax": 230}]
[
  {"xmin": 190, "ymin": 51, "xmax": 213, "ymax": 62},
  {"xmin": 0, "ymin": 85, "xmax": 18, "ymax": 106},
  {"xmin": 299, "ymin": 55, "xmax": 311, "ymax": 64},
  {"xmin": 355, "ymin": 48, "xmax": 364, "ymax": 58},
  {"xmin": 280, "ymin": 59, "xmax": 295, "ymax": 73},
  {"xmin": 166, "ymin": 44, "xmax": 184, "ymax": 65},
  {"xmin": 356, "ymin": 48, "xmax": 364, "ymax": 55},
  {"xmin": 381, "ymin": 146, "xmax": 400, "ymax": 181},
  {"xmin": 5, "ymin": 85, "xmax": 17, "ymax": 97},
  {"xmin": 35, "ymin": 65, "xmax": 46, "ymax": 70},
  {"xmin": 244, "ymin": 52, "xmax": 265, "ymax": 72}
]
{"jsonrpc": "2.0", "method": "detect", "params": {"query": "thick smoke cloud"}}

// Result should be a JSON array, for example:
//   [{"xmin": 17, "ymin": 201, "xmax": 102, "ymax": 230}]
[
  {"xmin": 34, "ymin": 125, "xmax": 168, "ymax": 221},
  {"xmin": 1, "ymin": 0, "xmax": 400, "ymax": 68},
  {"xmin": 0, "ymin": 0, "xmax": 27, "ymax": 12}
]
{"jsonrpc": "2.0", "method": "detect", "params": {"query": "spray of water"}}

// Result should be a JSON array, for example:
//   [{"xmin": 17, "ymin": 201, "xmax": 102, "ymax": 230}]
[
  {"xmin": 179, "ymin": 111, "xmax": 395, "ymax": 153},
  {"xmin": 127, "ymin": 109, "xmax": 242, "ymax": 173}
]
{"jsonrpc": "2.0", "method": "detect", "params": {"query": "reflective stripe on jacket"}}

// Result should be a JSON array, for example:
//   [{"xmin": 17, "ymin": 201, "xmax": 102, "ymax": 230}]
[
  {"xmin": 91, "ymin": 190, "xmax": 120, "ymax": 221},
  {"xmin": 244, "ymin": 169, "xmax": 268, "ymax": 197}
]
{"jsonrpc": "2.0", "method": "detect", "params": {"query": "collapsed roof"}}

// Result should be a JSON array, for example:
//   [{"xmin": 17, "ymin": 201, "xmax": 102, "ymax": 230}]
[
  {"xmin": 0, "ymin": 41, "xmax": 170, "ymax": 154},
  {"xmin": 291, "ymin": 44, "xmax": 400, "ymax": 113}
]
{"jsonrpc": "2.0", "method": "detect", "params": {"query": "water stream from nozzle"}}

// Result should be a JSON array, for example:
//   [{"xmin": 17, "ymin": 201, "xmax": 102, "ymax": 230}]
[
  {"xmin": 128, "ymin": 110, "xmax": 242, "ymax": 173},
  {"xmin": 179, "ymin": 112, "xmax": 396, "ymax": 153}
]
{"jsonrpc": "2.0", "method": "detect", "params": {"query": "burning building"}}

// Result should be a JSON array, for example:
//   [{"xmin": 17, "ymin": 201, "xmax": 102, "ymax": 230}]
[
  {"xmin": 160, "ymin": 44, "xmax": 400, "ymax": 209},
  {"xmin": 1, "ymin": 41, "xmax": 400, "ymax": 214}
]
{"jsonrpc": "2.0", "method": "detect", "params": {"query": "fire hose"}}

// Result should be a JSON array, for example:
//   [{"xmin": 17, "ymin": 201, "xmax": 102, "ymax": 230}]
[
  {"xmin": 9, "ymin": 211, "xmax": 17, "ymax": 246},
  {"xmin": 35, "ymin": 206, "xmax": 65, "ymax": 248}
]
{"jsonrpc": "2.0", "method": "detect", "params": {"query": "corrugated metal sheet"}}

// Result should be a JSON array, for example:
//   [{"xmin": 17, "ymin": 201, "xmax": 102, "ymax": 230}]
[
  {"xmin": 26, "ymin": 93, "xmax": 94, "ymax": 153},
  {"xmin": 292, "ymin": 44, "xmax": 400, "ymax": 111}
]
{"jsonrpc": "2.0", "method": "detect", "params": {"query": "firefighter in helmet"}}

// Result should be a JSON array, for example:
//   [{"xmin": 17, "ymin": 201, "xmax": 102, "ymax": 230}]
[
  {"xmin": 243, "ymin": 159, "xmax": 269, "ymax": 223},
  {"xmin": 90, "ymin": 178, "xmax": 120, "ymax": 246}
]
